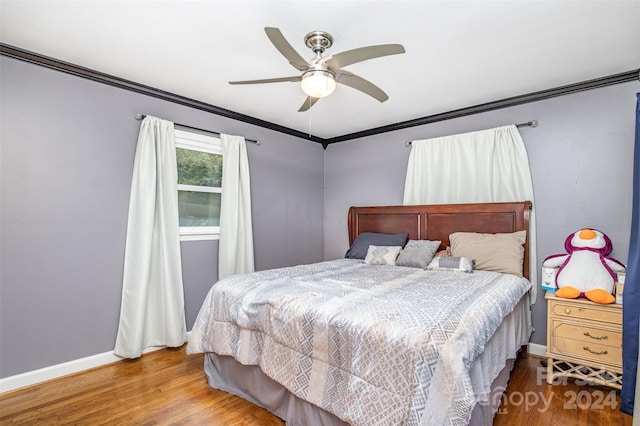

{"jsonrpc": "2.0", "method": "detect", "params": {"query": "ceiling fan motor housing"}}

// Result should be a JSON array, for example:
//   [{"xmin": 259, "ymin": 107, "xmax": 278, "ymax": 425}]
[{"xmin": 304, "ymin": 31, "xmax": 333, "ymax": 54}]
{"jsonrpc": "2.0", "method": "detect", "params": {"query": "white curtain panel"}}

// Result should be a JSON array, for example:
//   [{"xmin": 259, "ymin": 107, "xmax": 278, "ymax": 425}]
[
  {"xmin": 114, "ymin": 116, "xmax": 186, "ymax": 358},
  {"xmin": 218, "ymin": 134, "xmax": 255, "ymax": 280},
  {"xmin": 403, "ymin": 125, "xmax": 537, "ymax": 301}
]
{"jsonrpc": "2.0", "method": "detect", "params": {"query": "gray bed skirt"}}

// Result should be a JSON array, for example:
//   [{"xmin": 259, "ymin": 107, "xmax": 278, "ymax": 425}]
[
  {"xmin": 204, "ymin": 352, "xmax": 518, "ymax": 426},
  {"xmin": 205, "ymin": 352, "xmax": 348, "ymax": 426}
]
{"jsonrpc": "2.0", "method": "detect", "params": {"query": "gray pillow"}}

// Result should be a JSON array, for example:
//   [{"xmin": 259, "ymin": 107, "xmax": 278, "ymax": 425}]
[
  {"xmin": 396, "ymin": 240, "xmax": 442, "ymax": 269},
  {"xmin": 427, "ymin": 256, "xmax": 475, "ymax": 273},
  {"xmin": 345, "ymin": 232, "xmax": 408, "ymax": 259}
]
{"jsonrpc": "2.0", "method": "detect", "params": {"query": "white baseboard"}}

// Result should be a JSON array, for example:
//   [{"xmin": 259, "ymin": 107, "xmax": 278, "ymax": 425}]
[
  {"xmin": 1, "ymin": 332, "xmax": 193, "ymax": 394},
  {"xmin": 0, "ymin": 350, "xmax": 127, "ymax": 394},
  {"xmin": 528, "ymin": 342, "xmax": 547, "ymax": 357},
  {"xmin": 0, "ymin": 339, "xmax": 189, "ymax": 395}
]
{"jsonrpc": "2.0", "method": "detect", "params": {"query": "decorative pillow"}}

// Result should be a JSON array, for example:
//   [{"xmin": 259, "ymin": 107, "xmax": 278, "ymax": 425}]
[
  {"xmin": 364, "ymin": 245, "xmax": 403, "ymax": 265},
  {"xmin": 345, "ymin": 232, "xmax": 408, "ymax": 259},
  {"xmin": 427, "ymin": 256, "xmax": 475, "ymax": 273},
  {"xmin": 449, "ymin": 230, "xmax": 527, "ymax": 276},
  {"xmin": 396, "ymin": 240, "xmax": 442, "ymax": 269}
]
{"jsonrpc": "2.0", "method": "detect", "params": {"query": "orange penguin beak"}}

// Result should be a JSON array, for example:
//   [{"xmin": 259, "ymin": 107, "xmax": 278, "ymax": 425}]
[{"xmin": 579, "ymin": 229, "xmax": 597, "ymax": 240}]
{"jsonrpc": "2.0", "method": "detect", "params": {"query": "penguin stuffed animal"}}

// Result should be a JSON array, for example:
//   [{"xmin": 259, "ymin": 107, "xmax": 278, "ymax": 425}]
[{"xmin": 542, "ymin": 228, "xmax": 626, "ymax": 304}]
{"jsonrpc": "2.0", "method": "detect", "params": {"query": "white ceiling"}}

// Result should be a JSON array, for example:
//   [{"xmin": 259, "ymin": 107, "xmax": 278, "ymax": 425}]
[{"xmin": 1, "ymin": 1, "xmax": 639, "ymax": 139}]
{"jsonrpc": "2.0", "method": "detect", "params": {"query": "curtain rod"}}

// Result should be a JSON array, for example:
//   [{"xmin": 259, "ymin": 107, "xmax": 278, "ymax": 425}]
[
  {"xmin": 135, "ymin": 114, "xmax": 261, "ymax": 145},
  {"xmin": 404, "ymin": 120, "xmax": 538, "ymax": 147}
]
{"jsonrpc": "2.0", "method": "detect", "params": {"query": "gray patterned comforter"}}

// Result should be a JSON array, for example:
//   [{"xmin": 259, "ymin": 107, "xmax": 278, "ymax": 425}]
[{"xmin": 187, "ymin": 259, "xmax": 531, "ymax": 426}]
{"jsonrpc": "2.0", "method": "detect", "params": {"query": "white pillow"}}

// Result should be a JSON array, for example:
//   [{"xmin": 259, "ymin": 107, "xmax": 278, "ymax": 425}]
[{"xmin": 364, "ymin": 245, "xmax": 402, "ymax": 265}]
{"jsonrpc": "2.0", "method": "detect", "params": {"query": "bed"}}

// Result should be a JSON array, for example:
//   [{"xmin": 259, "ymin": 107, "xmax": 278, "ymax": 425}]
[{"xmin": 187, "ymin": 201, "xmax": 534, "ymax": 426}]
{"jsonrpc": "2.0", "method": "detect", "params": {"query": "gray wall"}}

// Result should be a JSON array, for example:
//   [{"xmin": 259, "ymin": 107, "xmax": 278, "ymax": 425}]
[
  {"xmin": 0, "ymin": 56, "xmax": 325, "ymax": 378},
  {"xmin": 2, "ymin": 53, "xmax": 637, "ymax": 379},
  {"xmin": 324, "ymin": 81, "xmax": 639, "ymax": 345}
]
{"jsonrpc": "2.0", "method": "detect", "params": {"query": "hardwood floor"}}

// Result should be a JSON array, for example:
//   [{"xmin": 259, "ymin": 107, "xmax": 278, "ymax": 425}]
[
  {"xmin": 493, "ymin": 356, "xmax": 632, "ymax": 426},
  {"xmin": 0, "ymin": 346, "xmax": 632, "ymax": 425},
  {"xmin": 0, "ymin": 346, "xmax": 284, "ymax": 425}
]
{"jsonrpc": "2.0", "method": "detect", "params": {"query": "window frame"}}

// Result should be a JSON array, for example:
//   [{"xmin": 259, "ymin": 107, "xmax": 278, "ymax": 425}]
[{"xmin": 174, "ymin": 128, "xmax": 223, "ymax": 241}]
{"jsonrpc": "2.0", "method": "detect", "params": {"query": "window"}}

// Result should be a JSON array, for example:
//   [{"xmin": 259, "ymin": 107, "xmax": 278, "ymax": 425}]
[{"xmin": 175, "ymin": 129, "xmax": 222, "ymax": 241}]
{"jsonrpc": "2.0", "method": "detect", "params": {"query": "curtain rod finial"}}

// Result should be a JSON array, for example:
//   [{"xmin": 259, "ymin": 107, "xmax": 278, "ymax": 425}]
[
  {"xmin": 135, "ymin": 113, "xmax": 144, "ymax": 120},
  {"xmin": 531, "ymin": 120, "xmax": 538, "ymax": 127}
]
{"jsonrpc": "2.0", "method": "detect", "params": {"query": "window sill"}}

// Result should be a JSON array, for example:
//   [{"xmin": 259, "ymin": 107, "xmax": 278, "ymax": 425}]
[{"xmin": 180, "ymin": 233, "xmax": 220, "ymax": 242}]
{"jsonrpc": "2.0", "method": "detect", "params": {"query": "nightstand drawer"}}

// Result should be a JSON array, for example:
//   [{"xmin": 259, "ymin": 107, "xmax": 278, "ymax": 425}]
[
  {"xmin": 550, "ymin": 300, "xmax": 622, "ymax": 325},
  {"xmin": 545, "ymin": 291, "xmax": 623, "ymax": 389},
  {"xmin": 550, "ymin": 335, "xmax": 621, "ymax": 367},
  {"xmin": 552, "ymin": 321, "xmax": 622, "ymax": 348}
]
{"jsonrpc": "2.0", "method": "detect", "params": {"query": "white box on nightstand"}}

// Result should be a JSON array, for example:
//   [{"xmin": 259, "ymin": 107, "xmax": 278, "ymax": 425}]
[{"xmin": 616, "ymin": 272, "xmax": 625, "ymax": 304}]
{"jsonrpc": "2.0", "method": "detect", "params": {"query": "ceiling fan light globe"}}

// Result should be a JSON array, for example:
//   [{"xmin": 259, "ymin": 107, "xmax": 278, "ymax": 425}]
[{"xmin": 301, "ymin": 71, "xmax": 336, "ymax": 98}]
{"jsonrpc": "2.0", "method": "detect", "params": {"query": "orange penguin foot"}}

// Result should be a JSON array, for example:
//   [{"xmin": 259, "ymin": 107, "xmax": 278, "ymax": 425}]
[
  {"xmin": 555, "ymin": 286, "xmax": 581, "ymax": 299},
  {"xmin": 585, "ymin": 289, "xmax": 615, "ymax": 304}
]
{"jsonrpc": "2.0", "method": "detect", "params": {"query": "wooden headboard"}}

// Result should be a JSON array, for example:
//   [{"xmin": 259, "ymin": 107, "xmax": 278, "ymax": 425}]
[{"xmin": 348, "ymin": 201, "xmax": 532, "ymax": 279}]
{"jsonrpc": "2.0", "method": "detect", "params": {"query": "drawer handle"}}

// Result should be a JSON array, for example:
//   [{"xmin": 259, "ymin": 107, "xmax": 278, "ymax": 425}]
[
  {"xmin": 565, "ymin": 308, "xmax": 571, "ymax": 314},
  {"xmin": 583, "ymin": 346, "xmax": 608, "ymax": 356},
  {"xmin": 584, "ymin": 332, "xmax": 608, "ymax": 340}
]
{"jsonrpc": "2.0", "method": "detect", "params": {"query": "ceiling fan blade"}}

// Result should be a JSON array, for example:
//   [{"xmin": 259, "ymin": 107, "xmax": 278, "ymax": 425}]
[
  {"xmin": 264, "ymin": 27, "xmax": 311, "ymax": 71},
  {"xmin": 337, "ymin": 72, "xmax": 389, "ymax": 103},
  {"xmin": 229, "ymin": 76, "xmax": 301, "ymax": 85},
  {"xmin": 324, "ymin": 44, "xmax": 405, "ymax": 69},
  {"xmin": 298, "ymin": 96, "xmax": 320, "ymax": 112}
]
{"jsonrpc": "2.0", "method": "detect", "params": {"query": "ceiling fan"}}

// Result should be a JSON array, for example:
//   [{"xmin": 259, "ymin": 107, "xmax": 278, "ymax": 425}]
[{"xmin": 229, "ymin": 27, "xmax": 405, "ymax": 112}]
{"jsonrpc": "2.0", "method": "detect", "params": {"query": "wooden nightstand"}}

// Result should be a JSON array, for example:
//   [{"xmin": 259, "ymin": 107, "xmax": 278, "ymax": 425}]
[{"xmin": 545, "ymin": 291, "xmax": 622, "ymax": 389}]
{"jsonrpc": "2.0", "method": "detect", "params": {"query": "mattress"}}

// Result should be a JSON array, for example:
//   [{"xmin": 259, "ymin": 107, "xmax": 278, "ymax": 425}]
[
  {"xmin": 188, "ymin": 259, "xmax": 532, "ymax": 425},
  {"xmin": 203, "ymin": 296, "xmax": 529, "ymax": 426}
]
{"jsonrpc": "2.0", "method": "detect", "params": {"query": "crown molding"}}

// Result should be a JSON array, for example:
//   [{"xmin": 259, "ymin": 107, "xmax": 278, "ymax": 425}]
[
  {"xmin": 2, "ymin": 43, "xmax": 638, "ymax": 148},
  {"xmin": 0, "ymin": 43, "xmax": 324, "ymax": 145},
  {"xmin": 323, "ymin": 68, "xmax": 640, "ymax": 145}
]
